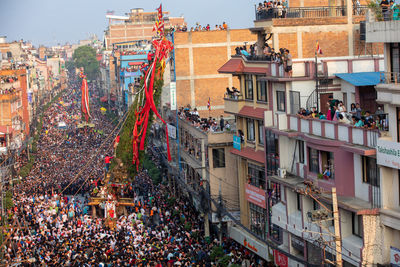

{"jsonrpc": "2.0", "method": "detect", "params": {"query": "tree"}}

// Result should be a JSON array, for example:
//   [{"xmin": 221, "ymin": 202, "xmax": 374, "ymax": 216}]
[{"xmin": 72, "ymin": 46, "xmax": 99, "ymax": 80}]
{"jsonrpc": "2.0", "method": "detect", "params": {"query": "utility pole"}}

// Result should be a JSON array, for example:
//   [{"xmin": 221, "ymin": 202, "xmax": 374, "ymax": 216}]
[{"xmin": 332, "ymin": 187, "xmax": 342, "ymax": 267}]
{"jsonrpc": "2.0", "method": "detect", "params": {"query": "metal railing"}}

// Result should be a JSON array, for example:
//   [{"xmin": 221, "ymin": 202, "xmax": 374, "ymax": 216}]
[
  {"xmin": 255, "ymin": 6, "xmax": 347, "ymax": 21},
  {"xmin": 380, "ymin": 71, "xmax": 400, "ymax": 84},
  {"xmin": 224, "ymin": 91, "xmax": 243, "ymax": 100}
]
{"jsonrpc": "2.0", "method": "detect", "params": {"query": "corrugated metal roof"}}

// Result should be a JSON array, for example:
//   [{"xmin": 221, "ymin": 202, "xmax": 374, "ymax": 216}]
[{"xmin": 335, "ymin": 72, "xmax": 381, "ymax": 86}]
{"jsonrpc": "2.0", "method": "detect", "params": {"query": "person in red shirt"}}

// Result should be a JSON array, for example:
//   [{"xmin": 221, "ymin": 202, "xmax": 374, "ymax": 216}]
[{"xmin": 105, "ymin": 155, "xmax": 114, "ymax": 171}]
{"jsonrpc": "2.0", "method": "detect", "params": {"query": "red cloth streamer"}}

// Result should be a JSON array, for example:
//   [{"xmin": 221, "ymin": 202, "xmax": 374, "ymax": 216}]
[
  {"xmin": 131, "ymin": 4, "xmax": 173, "ymax": 171},
  {"xmin": 80, "ymin": 72, "xmax": 90, "ymax": 122}
]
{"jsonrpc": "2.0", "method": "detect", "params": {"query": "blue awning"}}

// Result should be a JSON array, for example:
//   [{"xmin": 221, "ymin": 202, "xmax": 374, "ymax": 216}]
[{"xmin": 335, "ymin": 72, "xmax": 381, "ymax": 86}]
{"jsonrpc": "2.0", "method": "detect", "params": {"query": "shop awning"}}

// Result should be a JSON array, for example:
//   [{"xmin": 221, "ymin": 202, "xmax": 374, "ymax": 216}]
[
  {"xmin": 230, "ymin": 147, "xmax": 265, "ymax": 164},
  {"xmin": 128, "ymin": 61, "xmax": 144, "ymax": 66},
  {"xmin": 238, "ymin": 106, "xmax": 266, "ymax": 120},
  {"xmin": 335, "ymin": 72, "xmax": 381, "ymax": 86}
]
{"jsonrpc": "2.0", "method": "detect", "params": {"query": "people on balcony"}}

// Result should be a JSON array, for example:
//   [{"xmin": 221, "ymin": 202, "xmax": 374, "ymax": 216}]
[
  {"xmin": 0, "ymin": 87, "xmax": 18, "ymax": 95},
  {"xmin": 256, "ymin": 0, "xmax": 288, "ymax": 20},
  {"xmin": 0, "ymin": 75, "xmax": 18, "ymax": 84}
]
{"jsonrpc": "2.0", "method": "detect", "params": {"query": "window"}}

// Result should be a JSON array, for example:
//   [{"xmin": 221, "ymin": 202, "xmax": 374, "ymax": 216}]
[
  {"xmin": 298, "ymin": 140, "xmax": 304, "ymax": 164},
  {"xmin": 245, "ymin": 74, "xmax": 253, "ymax": 100},
  {"xmin": 248, "ymin": 163, "xmax": 265, "ymax": 189},
  {"xmin": 270, "ymin": 224, "xmax": 283, "ymax": 244},
  {"xmin": 308, "ymin": 147, "xmax": 319, "ymax": 174},
  {"xmin": 352, "ymin": 213, "xmax": 363, "ymax": 238},
  {"xmin": 362, "ymin": 156, "xmax": 379, "ymax": 186},
  {"xmin": 257, "ymin": 80, "xmax": 268, "ymax": 102},
  {"xmin": 249, "ymin": 203, "xmax": 267, "ymax": 239},
  {"xmin": 247, "ymin": 119, "xmax": 255, "ymax": 141},
  {"xmin": 276, "ymin": 91, "xmax": 286, "ymax": 112},
  {"xmin": 308, "ymin": 148, "xmax": 335, "ymax": 179},
  {"xmin": 258, "ymin": 120, "xmax": 264, "ymax": 145},
  {"xmin": 290, "ymin": 91, "xmax": 300, "ymax": 115},
  {"xmin": 265, "ymin": 130, "xmax": 279, "ymax": 176},
  {"xmin": 313, "ymin": 199, "xmax": 319, "ymax": 210},
  {"xmin": 297, "ymin": 193, "xmax": 301, "ymax": 211},
  {"xmin": 267, "ymin": 181, "xmax": 281, "ymax": 205},
  {"xmin": 212, "ymin": 148, "xmax": 225, "ymax": 168}
]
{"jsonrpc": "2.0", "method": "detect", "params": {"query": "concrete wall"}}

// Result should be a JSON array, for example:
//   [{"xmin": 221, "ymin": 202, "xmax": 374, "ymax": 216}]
[{"xmin": 366, "ymin": 20, "xmax": 400, "ymax": 43}]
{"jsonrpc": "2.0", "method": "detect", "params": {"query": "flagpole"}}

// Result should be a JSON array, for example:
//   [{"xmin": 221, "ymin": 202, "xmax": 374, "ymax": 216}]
[{"xmin": 315, "ymin": 45, "xmax": 319, "ymax": 113}]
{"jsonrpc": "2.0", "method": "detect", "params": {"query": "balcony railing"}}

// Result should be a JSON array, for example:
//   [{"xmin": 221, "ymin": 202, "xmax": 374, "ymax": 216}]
[
  {"xmin": 255, "ymin": 6, "xmax": 347, "ymax": 21},
  {"xmin": 283, "ymin": 114, "xmax": 380, "ymax": 148},
  {"xmin": 380, "ymin": 71, "xmax": 400, "ymax": 84}
]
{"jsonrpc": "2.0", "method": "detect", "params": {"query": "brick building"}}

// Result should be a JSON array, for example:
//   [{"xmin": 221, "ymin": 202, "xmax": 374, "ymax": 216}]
[
  {"xmin": 174, "ymin": 29, "xmax": 257, "ymax": 117},
  {"xmin": 104, "ymin": 8, "xmax": 186, "ymax": 49},
  {"xmin": 0, "ymin": 69, "xmax": 29, "ymax": 153}
]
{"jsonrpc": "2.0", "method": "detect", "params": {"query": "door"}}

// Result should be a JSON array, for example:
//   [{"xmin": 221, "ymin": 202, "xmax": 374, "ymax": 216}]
[
  {"xmin": 359, "ymin": 86, "xmax": 378, "ymax": 113},
  {"xmin": 319, "ymin": 93, "xmax": 333, "ymax": 115}
]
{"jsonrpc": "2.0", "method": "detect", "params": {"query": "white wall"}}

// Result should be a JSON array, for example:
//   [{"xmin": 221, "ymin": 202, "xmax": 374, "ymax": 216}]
[{"xmin": 291, "ymin": 80, "xmax": 315, "ymax": 109}]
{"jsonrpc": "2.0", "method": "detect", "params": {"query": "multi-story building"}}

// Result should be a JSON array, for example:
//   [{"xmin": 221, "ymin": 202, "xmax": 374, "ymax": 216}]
[
  {"xmin": 104, "ymin": 8, "xmax": 186, "ymax": 49},
  {"xmin": 366, "ymin": 9, "xmax": 400, "ymax": 266},
  {"xmin": 0, "ymin": 69, "xmax": 29, "ymax": 153},
  {"xmin": 217, "ymin": 0, "xmax": 389, "ymax": 265}
]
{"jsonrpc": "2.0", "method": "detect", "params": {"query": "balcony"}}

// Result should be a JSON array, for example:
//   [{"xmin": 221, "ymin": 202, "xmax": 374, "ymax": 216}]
[
  {"xmin": 266, "ymin": 113, "xmax": 380, "ymax": 149},
  {"xmin": 376, "ymin": 72, "xmax": 400, "ymax": 105},
  {"xmin": 255, "ymin": 6, "xmax": 348, "ymax": 21},
  {"xmin": 224, "ymin": 93, "xmax": 246, "ymax": 115},
  {"xmin": 366, "ymin": 10, "xmax": 400, "ymax": 43}
]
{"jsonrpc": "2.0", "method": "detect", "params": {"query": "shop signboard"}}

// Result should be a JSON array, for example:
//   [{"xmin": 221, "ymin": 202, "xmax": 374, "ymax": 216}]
[
  {"xmin": 391, "ymin": 246, "xmax": 400, "ymax": 266},
  {"xmin": 245, "ymin": 183, "xmax": 266, "ymax": 209},
  {"xmin": 233, "ymin": 135, "xmax": 241, "ymax": 151},
  {"xmin": 377, "ymin": 139, "xmax": 400, "ymax": 169},
  {"xmin": 274, "ymin": 249, "xmax": 288, "ymax": 267}
]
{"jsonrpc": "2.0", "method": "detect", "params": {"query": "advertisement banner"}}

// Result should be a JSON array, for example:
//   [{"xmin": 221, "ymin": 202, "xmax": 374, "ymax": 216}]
[
  {"xmin": 245, "ymin": 183, "xmax": 266, "ymax": 209},
  {"xmin": 391, "ymin": 246, "xmax": 400, "ymax": 266},
  {"xmin": 170, "ymin": 82, "xmax": 176, "ymax": 110},
  {"xmin": 274, "ymin": 249, "xmax": 288, "ymax": 267},
  {"xmin": 377, "ymin": 139, "xmax": 400, "ymax": 169},
  {"xmin": 167, "ymin": 124, "xmax": 176, "ymax": 139},
  {"xmin": 233, "ymin": 135, "xmax": 241, "ymax": 151}
]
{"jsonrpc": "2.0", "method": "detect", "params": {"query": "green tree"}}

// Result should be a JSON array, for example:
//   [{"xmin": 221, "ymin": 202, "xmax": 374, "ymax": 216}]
[
  {"xmin": 116, "ymin": 62, "xmax": 164, "ymax": 178},
  {"xmin": 72, "ymin": 46, "xmax": 99, "ymax": 80}
]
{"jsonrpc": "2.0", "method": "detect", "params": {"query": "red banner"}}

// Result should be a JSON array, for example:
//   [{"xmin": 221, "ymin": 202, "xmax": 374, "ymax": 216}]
[
  {"xmin": 274, "ymin": 249, "xmax": 288, "ymax": 267},
  {"xmin": 245, "ymin": 183, "xmax": 266, "ymax": 209}
]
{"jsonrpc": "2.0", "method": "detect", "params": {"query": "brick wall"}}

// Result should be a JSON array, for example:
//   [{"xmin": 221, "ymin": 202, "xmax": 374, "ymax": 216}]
[
  {"xmin": 273, "ymin": 17, "xmax": 347, "ymax": 27},
  {"xmin": 302, "ymin": 31, "xmax": 349, "ymax": 58},
  {"xmin": 174, "ymin": 29, "xmax": 257, "ymax": 116},
  {"xmin": 278, "ymin": 33, "xmax": 298, "ymax": 58}
]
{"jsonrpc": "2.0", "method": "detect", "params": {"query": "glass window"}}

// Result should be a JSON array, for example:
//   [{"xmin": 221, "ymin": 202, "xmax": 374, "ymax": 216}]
[
  {"xmin": 352, "ymin": 213, "xmax": 363, "ymax": 238},
  {"xmin": 270, "ymin": 224, "xmax": 283, "ymax": 244},
  {"xmin": 257, "ymin": 80, "xmax": 268, "ymax": 102},
  {"xmin": 289, "ymin": 91, "xmax": 300, "ymax": 115},
  {"xmin": 250, "ymin": 203, "xmax": 267, "ymax": 239},
  {"xmin": 297, "ymin": 193, "xmax": 301, "ymax": 211},
  {"xmin": 298, "ymin": 140, "xmax": 304, "ymax": 164},
  {"xmin": 321, "ymin": 151, "xmax": 334, "ymax": 179},
  {"xmin": 362, "ymin": 156, "xmax": 379, "ymax": 186},
  {"xmin": 276, "ymin": 91, "xmax": 286, "ymax": 112},
  {"xmin": 245, "ymin": 74, "xmax": 253, "ymax": 100},
  {"xmin": 248, "ymin": 163, "xmax": 265, "ymax": 189},
  {"xmin": 247, "ymin": 119, "xmax": 255, "ymax": 141},
  {"xmin": 212, "ymin": 148, "xmax": 225, "ymax": 168},
  {"xmin": 308, "ymin": 147, "xmax": 319, "ymax": 174},
  {"xmin": 265, "ymin": 130, "xmax": 279, "ymax": 176},
  {"xmin": 258, "ymin": 120, "xmax": 264, "ymax": 145}
]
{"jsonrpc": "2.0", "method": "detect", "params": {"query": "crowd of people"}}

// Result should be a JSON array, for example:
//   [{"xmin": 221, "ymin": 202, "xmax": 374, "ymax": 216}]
[
  {"xmin": 178, "ymin": 105, "xmax": 231, "ymax": 133},
  {"xmin": 0, "ymin": 75, "xmax": 18, "ymax": 84},
  {"xmin": 2, "ymin": 74, "xmax": 265, "ymax": 266},
  {"xmin": 297, "ymin": 96, "xmax": 388, "ymax": 130},
  {"xmin": 256, "ymin": 0, "xmax": 288, "ymax": 20},
  {"xmin": 174, "ymin": 22, "xmax": 228, "ymax": 32},
  {"xmin": 235, "ymin": 44, "xmax": 293, "ymax": 76},
  {"xmin": 0, "ymin": 86, "xmax": 19, "ymax": 95}
]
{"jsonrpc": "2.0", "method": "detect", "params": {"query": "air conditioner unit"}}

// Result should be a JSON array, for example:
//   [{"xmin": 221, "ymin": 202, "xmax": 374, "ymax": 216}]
[{"xmin": 278, "ymin": 168, "xmax": 287, "ymax": 179}]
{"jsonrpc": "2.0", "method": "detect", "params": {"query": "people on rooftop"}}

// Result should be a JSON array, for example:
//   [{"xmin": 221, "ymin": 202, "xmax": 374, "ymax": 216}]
[{"xmin": 256, "ymin": 0, "xmax": 288, "ymax": 19}]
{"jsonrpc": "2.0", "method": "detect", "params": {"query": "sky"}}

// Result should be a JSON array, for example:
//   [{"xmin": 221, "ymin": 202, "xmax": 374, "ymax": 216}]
[{"xmin": 0, "ymin": 0, "xmax": 256, "ymax": 47}]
